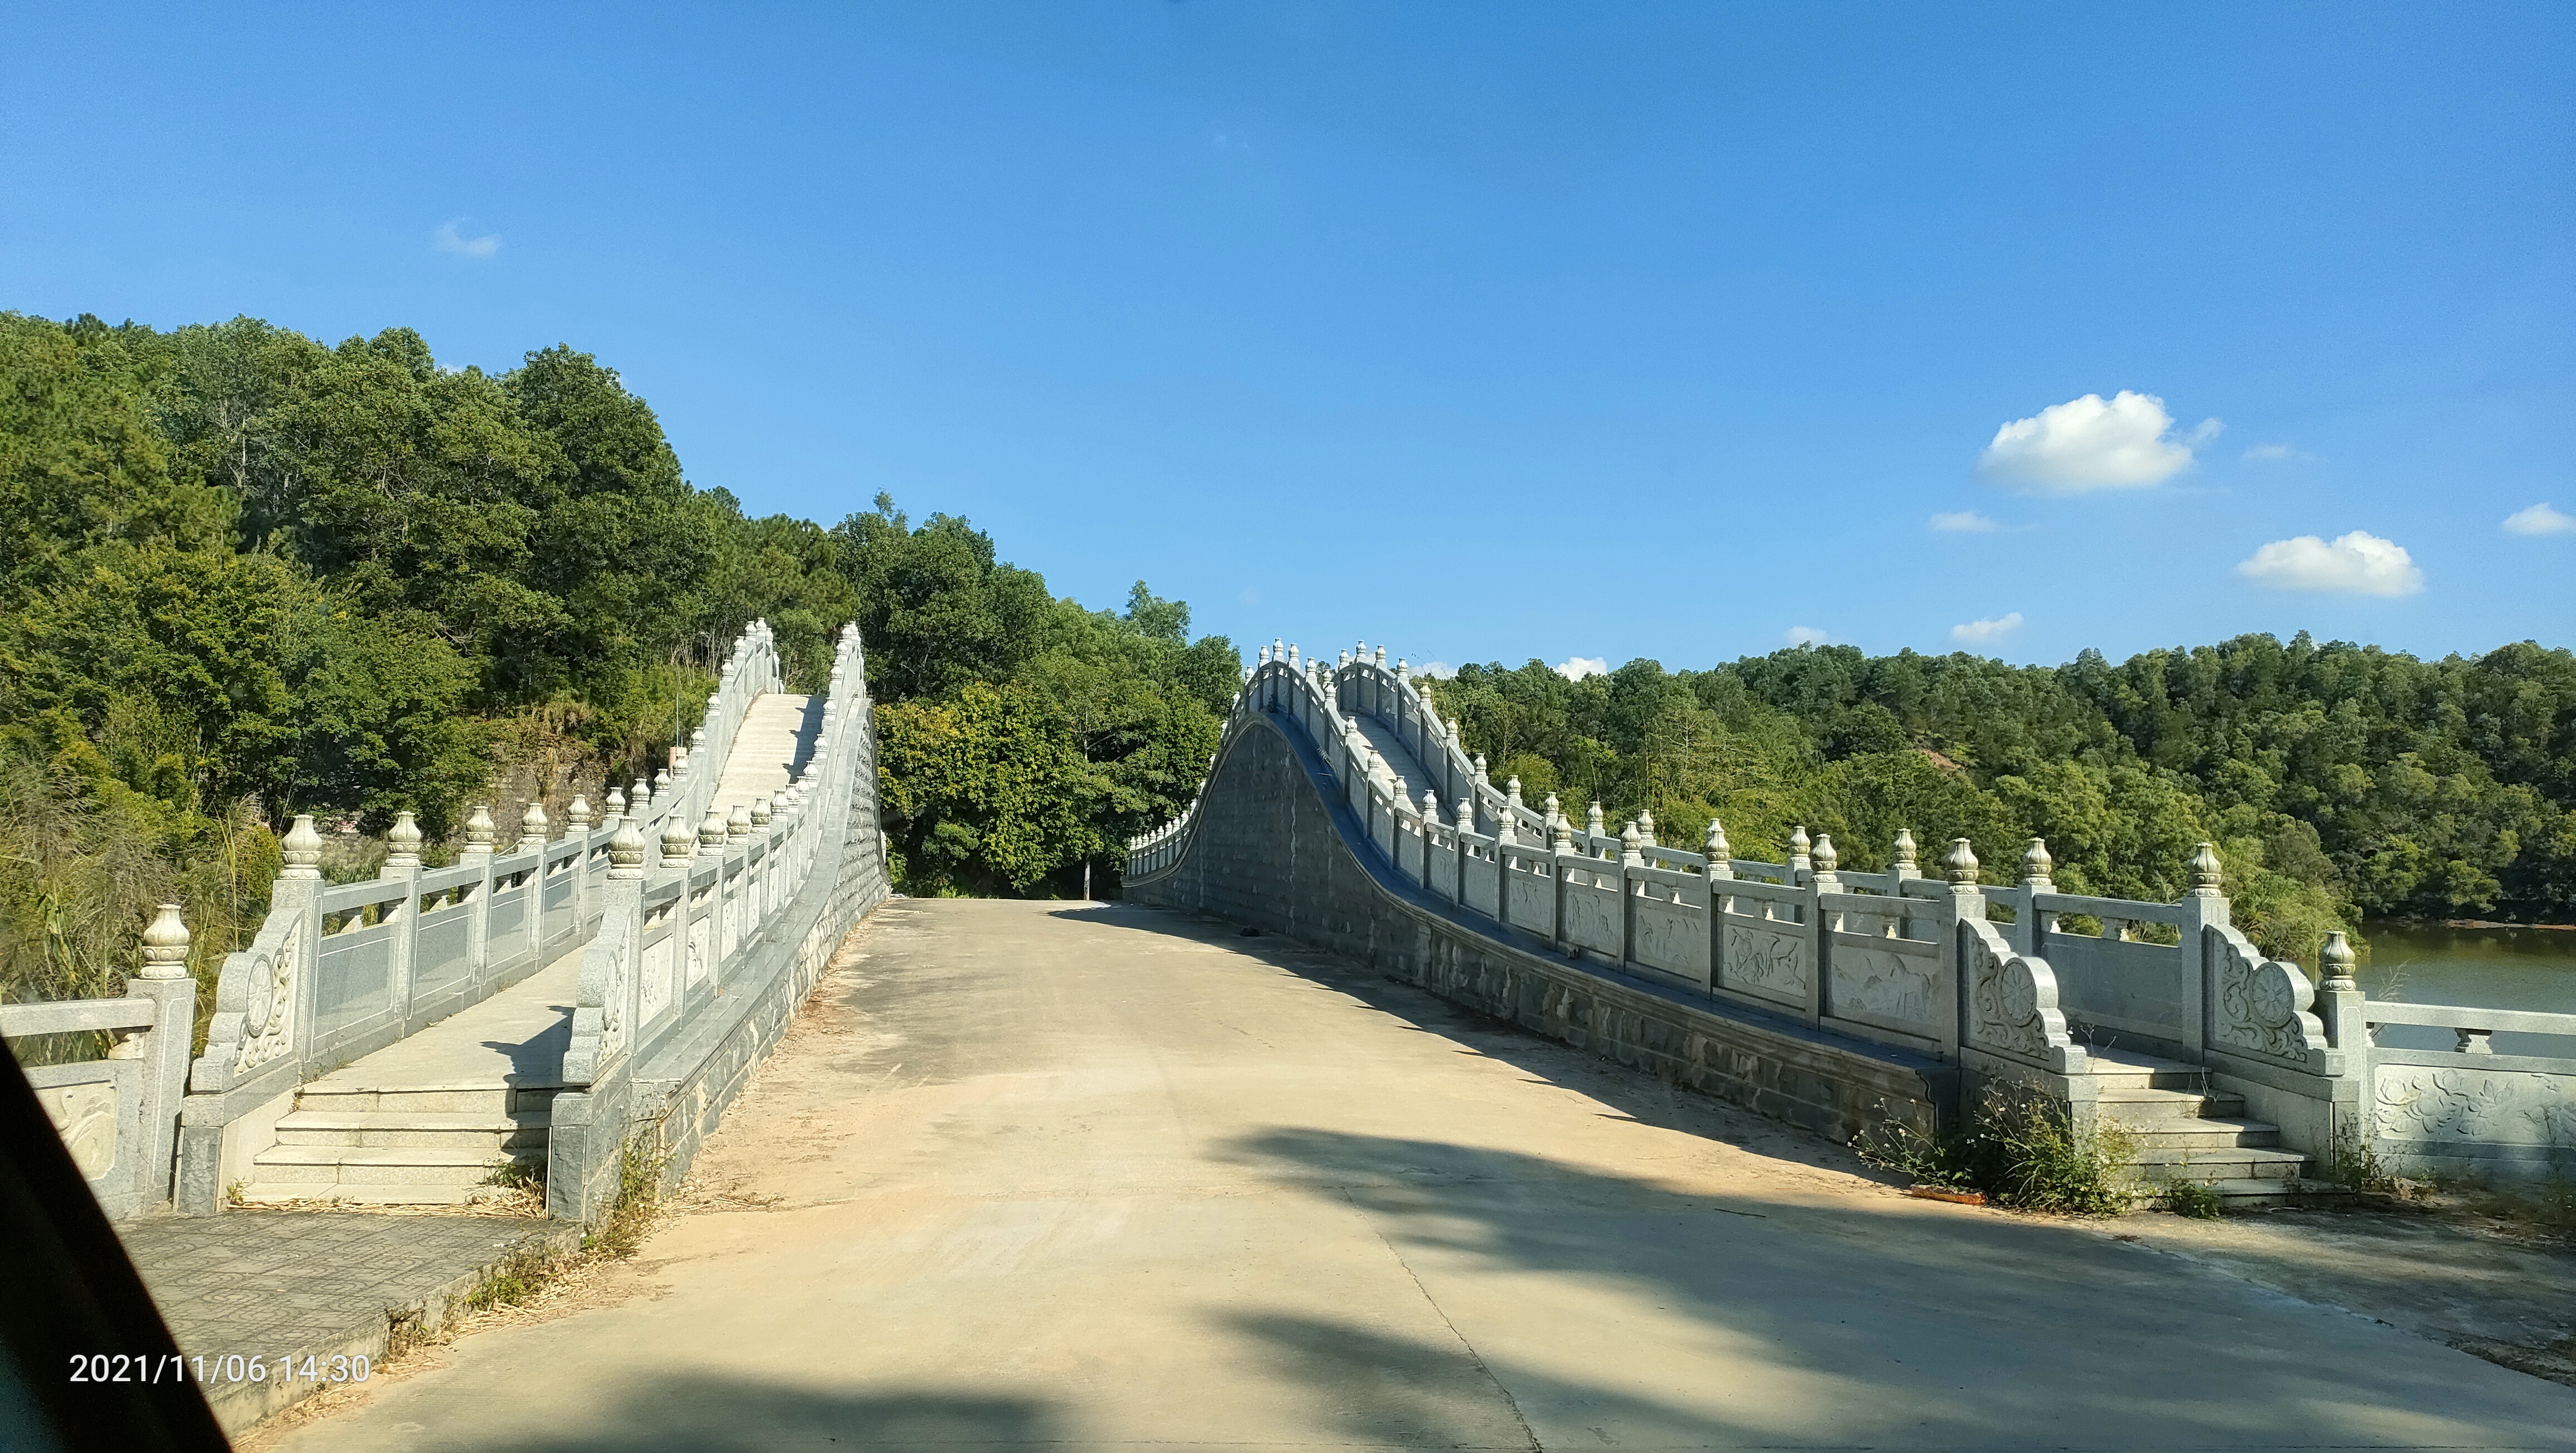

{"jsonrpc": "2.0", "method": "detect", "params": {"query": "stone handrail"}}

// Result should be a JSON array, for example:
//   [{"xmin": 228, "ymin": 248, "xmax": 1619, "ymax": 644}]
[
  {"xmin": 1, "ymin": 904, "xmax": 198, "ymax": 1220},
  {"xmin": 1131, "ymin": 638, "xmax": 2574, "ymax": 1183}
]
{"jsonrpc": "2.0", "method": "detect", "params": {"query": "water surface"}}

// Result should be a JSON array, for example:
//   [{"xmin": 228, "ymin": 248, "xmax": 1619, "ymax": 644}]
[{"xmin": 2356, "ymin": 921, "xmax": 2576, "ymax": 1058}]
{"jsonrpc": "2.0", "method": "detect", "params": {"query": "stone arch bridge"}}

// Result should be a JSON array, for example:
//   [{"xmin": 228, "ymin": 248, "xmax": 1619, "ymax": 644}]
[{"xmin": 11, "ymin": 623, "xmax": 2576, "ymax": 1449}]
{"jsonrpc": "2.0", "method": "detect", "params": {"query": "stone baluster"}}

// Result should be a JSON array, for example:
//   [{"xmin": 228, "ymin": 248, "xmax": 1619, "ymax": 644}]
[
  {"xmin": 726, "ymin": 803, "xmax": 753, "ymax": 843},
  {"xmin": 1705, "ymin": 820, "xmax": 1732, "ymax": 879},
  {"xmin": 1810, "ymin": 835, "xmax": 1843, "ymax": 945},
  {"xmin": 1788, "ymin": 825, "xmax": 1811, "ymax": 882},
  {"xmin": 1619, "ymin": 821, "xmax": 1645, "ymax": 867},
  {"xmin": 565, "ymin": 796, "xmax": 597, "ymax": 929},
  {"xmin": 1637, "ymin": 810, "xmax": 1656, "ymax": 850},
  {"xmin": 699, "ymin": 809, "xmax": 728, "ymax": 859},
  {"xmin": 517, "ymin": 800, "xmax": 550, "ymax": 854}
]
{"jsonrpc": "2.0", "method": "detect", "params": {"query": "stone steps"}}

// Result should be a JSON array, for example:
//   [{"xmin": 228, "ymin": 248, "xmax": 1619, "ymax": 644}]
[
  {"xmin": 2119, "ymin": 1116, "xmax": 2282, "ymax": 1151},
  {"xmin": 2079, "ymin": 1048, "xmax": 2319, "ymax": 1194},
  {"xmin": 231, "ymin": 1180, "xmax": 496, "ymax": 1208},
  {"xmin": 248, "ymin": 1143, "xmax": 533, "ymax": 1189},
  {"xmin": 248, "ymin": 1081, "xmax": 554, "ymax": 1205},
  {"xmin": 2091, "ymin": 1085, "xmax": 2247, "ymax": 1120},
  {"xmin": 274, "ymin": 1109, "xmax": 550, "ymax": 1152}
]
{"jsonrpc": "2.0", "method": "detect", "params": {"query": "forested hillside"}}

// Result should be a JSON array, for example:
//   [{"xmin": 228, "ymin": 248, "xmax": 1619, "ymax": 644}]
[
  {"xmin": 1427, "ymin": 637, "xmax": 2576, "ymax": 962},
  {"xmin": 0, "ymin": 313, "xmax": 1235, "ymax": 1013},
  {"xmin": 7, "ymin": 309, "xmax": 2570, "ymax": 1013}
]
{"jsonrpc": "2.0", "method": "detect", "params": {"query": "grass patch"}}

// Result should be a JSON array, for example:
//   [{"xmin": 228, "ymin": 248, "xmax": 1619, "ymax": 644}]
[
  {"xmin": 1860, "ymin": 1081, "xmax": 2135, "ymax": 1216},
  {"xmin": 458, "ymin": 1242, "xmax": 563, "ymax": 1314},
  {"xmin": 583, "ymin": 1134, "xmax": 669, "ymax": 1261},
  {"xmin": 2323, "ymin": 1124, "xmax": 2406, "ymax": 1196},
  {"xmin": 2160, "ymin": 1179, "xmax": 2224, "ymax": 1218}
]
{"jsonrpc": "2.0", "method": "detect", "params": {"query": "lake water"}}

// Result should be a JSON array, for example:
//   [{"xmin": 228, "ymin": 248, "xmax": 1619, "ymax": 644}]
[{"xmin": 2355, "ymin": 921, "xmax": 2576, "ymax": 1059}]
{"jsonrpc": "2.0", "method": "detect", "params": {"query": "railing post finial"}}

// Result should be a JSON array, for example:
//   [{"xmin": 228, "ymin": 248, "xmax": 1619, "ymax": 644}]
[
  {"xmin": 2189, "ymin": 841, "xmax": 2224, "ymax": 894},
  {"xmin": 2019, "ymin": 837, "xmax": 2054, "ymax": 893},
  {"xmin": 1944, "ymin": 837, "xmax": 1980, "ymax": 886},
  {"xmin": 139, "ymin": 903, "xmax": 192, "ymax": 981},
  {"xmin": 281, "ymin": 814, "xmax": 323, "ymax": 880},
  {"xmin": 2320, "ymin": 931, "xmax": 2359, "ymax": 991}
]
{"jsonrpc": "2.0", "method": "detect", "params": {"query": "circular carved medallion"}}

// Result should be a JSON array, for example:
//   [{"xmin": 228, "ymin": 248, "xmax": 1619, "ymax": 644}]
[
  {"xmin": 2000, "ymin": 960, "xmax": 2040, "ymax": 1025},
  {"xmin": 244, "ymin": 952, "xmax": 274, "ymax": 1035},
  {"xmin": 2250, "ymin": 963, "xmax": 2299, "ymax": 1028}
]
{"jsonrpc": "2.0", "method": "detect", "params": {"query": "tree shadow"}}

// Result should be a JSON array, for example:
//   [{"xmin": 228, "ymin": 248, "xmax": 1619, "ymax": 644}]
[
  {"xmin": 471, "ymin": 1374, "xmax": 1058, "ymax": 1453},
  {"xmin": 1212, "ymin": 1128, "xmax": 2576, "ymax": 1447}
]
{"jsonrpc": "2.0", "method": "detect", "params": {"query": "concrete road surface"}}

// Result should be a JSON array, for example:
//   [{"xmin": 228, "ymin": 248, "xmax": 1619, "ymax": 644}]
[{"xmin": 274, "ymin": 898, "xmax": 2576, "ymax": 1452}]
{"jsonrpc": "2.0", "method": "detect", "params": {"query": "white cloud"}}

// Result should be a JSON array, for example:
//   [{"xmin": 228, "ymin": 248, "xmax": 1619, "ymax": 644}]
[
  {"xmin": 2235, "ymin": 531, "xmax": 2424, "ymax": 597},
  {"xmin": 1415, "ymin": 660, "xmax": 1457, "ymax": 680},
  {"xmin": 1554, "ymin": 656, "xmax": 1609, "ymax": 681},
  {"xmin": 1977, "ymin": 391, "xmax": 2213, "ymax": 493},
  {"xmin": 1783, "ymin": 626, "xmax": 1830, "ymax": 647},
  {"xmin": 2242, "ymin": 443, "xmax": 2310, "ymax": 462},
  {"xmin": 1237, "ymin": 586, "xmax": 1261, "ymax": 604},
  {"xmin": 2503, "ymin": 503, "xmax": 2575, "ymax": 537},
  {"xmin": 434, "ymin": 220, "xmax": 500, "ymax": 258},
  {"xmin": 1930, "ymin": 510, "xmax": 2000, "ymax": 533},
  {"xmin": 1950, "ymin": 612, "xmax": 2024, "ymax": 645}
]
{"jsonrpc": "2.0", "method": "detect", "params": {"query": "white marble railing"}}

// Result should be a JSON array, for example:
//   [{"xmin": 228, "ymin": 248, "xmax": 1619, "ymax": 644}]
[
  {"xmin": 169, "ymin": 621, "xmax": 788, "ymax": 1213},
  {"xmin": 1131, "ymin": 640, "xmax": 2576, "ymax": 1182},
  {"xmin": 560, "ymin": 622, "xmax": 865, "ymax": 1091}
]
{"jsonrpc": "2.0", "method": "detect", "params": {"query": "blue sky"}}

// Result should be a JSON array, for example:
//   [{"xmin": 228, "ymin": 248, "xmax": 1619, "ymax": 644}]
[{"xmin": 7, "ymin": 3, "xmax": 2570, "ymax": 675}]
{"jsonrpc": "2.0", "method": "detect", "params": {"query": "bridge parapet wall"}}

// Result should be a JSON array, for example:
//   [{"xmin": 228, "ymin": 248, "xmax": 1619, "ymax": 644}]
[{"xmin": 1135, "ymin": 643, "xmax": 2574, "ymax": 1181}]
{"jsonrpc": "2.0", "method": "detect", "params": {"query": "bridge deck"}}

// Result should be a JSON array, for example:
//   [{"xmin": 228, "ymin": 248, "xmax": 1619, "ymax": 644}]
[
  {"xmin": 273, "ymin": 899, "xmax": 2574, "ymax": 1450},
  {"xmin": 708, "ymin": 691, "xmax": 822, "ymax": 819}
]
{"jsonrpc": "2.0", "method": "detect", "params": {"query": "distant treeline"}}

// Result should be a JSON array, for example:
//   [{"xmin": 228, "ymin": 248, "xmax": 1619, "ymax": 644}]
[
  {"xmin": 0, "ymin": 313, "xmax": 1234, "ymax": 1012},
  {"xmin": 1427, "ymin": 637, "xmax": 2576, "ymax": 962}
]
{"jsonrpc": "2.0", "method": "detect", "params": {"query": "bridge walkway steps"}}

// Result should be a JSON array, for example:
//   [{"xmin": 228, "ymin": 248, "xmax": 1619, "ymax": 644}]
[{"xmin": 237, "ymin": 691, "xmax": 830, "ymax": 1208}]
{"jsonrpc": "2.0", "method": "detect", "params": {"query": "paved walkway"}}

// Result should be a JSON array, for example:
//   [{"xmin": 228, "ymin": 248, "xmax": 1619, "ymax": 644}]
[
  {"xmin": 275, "ymin": 899, "xmax": 2576, "ymax": 1452},
  {"xmin": 123, "ymin": 1210, "xmax": 579, "ymax": 1432}
]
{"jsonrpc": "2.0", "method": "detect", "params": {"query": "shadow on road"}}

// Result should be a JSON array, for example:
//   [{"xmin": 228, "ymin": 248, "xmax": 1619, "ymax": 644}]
[{"xmin": 475, "ymin": 1378, "xmax": 1060, "ymax": 1453}]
